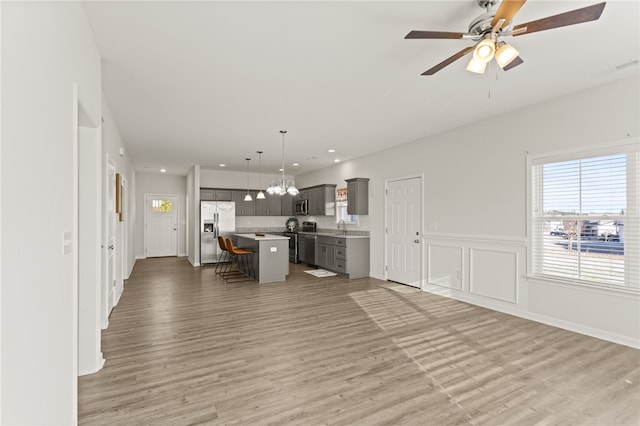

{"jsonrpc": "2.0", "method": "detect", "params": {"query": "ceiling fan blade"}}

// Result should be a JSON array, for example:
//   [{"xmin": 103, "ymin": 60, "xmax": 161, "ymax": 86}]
[
  {"xmin": 513, "ymin": 2, "xmax": 606, "ymax": 36},
  {"xmin": 421, "ymin": 46, "xmax": 475, "ymax": 75},
  {"xmin": 491, "ymin": 0, "xmax": 527, "ymax": 29},
  {"xmin": 405, "ymin": 30, "xmax": 466, "ymax": 40},
  {"xmin": 503, "ymin": 56, "xmax": 524, "ymax": 71}
]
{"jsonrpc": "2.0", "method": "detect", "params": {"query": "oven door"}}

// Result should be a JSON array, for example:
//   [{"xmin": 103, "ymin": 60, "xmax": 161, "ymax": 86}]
[{"xmin": 285, "ymin": 232, "xmax": 299, "ymax": 263}]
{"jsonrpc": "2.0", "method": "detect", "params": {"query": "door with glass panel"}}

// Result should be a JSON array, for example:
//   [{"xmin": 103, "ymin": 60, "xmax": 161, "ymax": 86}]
[{"xmin": 145, "ymin": 195, "xmax": 179, "ymax": 257}]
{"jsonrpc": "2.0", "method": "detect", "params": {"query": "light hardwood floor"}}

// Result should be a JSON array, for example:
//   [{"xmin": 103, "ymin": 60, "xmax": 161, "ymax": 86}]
[{"xmin": 79, "ymin": 257, "xmax": 640, "ymax": 425}]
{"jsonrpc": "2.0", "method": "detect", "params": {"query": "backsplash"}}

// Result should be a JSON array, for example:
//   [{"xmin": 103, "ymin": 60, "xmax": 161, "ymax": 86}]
[{"xmin": 235, "ymin": 215, "xmax": 370, "ymax": 236}]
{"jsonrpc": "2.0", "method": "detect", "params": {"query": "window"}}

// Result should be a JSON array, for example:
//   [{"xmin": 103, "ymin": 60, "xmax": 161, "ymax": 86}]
[
  {"xmin": 530, "ymin": 142, "xmax": 638, "ymax": 289},
  {"xmin": 336, "ymin": 187, "xmax": 358, "ymax": 224},
  {"xmin": 151, "ymin": 199, "xmax": 173, "ymax": 213}
]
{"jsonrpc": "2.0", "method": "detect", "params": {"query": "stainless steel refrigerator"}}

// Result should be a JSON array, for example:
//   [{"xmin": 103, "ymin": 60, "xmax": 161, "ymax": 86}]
[{"xmin": 200, "ymin": 201, "xmax": 236, "ymax": 264}]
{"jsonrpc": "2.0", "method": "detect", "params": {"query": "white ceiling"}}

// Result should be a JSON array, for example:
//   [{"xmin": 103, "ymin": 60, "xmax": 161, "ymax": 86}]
[{"xmin": 83, "ymin": 0, "xmax": 639, "ymax": 176}]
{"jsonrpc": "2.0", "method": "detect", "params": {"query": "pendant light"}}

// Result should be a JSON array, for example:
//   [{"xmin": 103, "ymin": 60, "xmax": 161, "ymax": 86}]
[
  {"xmin": 256, "ymin": 151, "xmax": 266, "ymax": 199},
  {"xmin": 244, "ymin": 158, "xmax": 252, "ymax": 201},
  {"xmin": 266, "ymin": 130, "xmax": 299, "ymax": 196}
]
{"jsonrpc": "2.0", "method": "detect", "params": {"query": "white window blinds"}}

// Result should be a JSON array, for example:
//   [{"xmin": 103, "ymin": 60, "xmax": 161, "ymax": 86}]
[{"xmin": 530, "ymin": 143, "xmax": 639, "ymax": 289}]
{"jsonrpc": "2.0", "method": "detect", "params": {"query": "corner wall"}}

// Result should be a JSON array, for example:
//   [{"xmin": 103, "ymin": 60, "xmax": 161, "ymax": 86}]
[{"xmin": 1, "ymin": 2, "xmax": 102, "ymax": 423}]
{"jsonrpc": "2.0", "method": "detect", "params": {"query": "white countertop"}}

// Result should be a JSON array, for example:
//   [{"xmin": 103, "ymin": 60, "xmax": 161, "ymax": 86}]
[{"xmin": 235, "ymin": 233, "xmax": 290, "ymax": 241}]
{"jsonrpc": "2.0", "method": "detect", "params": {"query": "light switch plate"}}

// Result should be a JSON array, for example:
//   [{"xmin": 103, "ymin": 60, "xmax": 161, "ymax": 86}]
[{"xmin": 63, "ymin": 231, "xmax": 72, "ymax": 254}]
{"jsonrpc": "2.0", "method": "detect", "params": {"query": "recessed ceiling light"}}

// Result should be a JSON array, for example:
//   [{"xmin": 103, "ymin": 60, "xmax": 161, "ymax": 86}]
[
  {"xmin": 292, "ymin": 163, "xmax": 299, "ymax": 167},
  {"xmin": 160, "ymin": 168, "xmax": 167, "ymax": 173},
  {"xmin": 333, "ymin": 159, "xmax": 340, "ymax": 163},
  {"xmin": 219, "ymin": 164, "xmax": 226, "ymax": 167},
  {"xmin": 328, "ymin": 149, "xmax": 336, "ymax": 153}
]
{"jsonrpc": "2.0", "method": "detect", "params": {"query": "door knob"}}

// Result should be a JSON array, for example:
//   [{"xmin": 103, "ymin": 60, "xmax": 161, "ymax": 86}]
[
  {"xmin": 414, "ymin": 239, "xmax": 419, "ymax": 243},
  {"xmin": 108, "ymin": 245, "xmax": 114, "ymax": 249}
]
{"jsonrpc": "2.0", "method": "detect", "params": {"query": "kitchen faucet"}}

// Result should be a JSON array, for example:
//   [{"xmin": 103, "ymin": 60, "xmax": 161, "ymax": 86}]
[{"xmin": 338, "ymin": 219, "xmax": 347, "ymax": 235}]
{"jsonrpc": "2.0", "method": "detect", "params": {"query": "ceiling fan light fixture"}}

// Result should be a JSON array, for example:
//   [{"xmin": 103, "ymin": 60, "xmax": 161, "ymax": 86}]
[
  {"xmin": 495, "ymin": 41, "xmax": 519, "ymax": 68},
  {"xmin": 466, "ymin": 56, "xmax": 488, "ymax": 74},
  {"xmin": 473, "ymin": 38, "xmax": 495, "ymax": 63}
]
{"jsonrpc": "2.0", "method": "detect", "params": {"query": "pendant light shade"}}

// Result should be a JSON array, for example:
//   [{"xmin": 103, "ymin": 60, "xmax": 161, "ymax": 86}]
[
  {"xmin": 244, "ymin": 158, "xmax": 252, "ymax": 201},
  {"xmin": 495, "ymin": 41, "xmax": 520, "ymax": 69},
  {"xmin": 466, "ymin": 56, "xmax": 488, "ymax": 74},
  {"xmin": 256, "ymin": 151, "xmax": 266, "ymax": 199},
  {"xmin": 473, "ymin": 37, "xmax": 496, "ymax": 63},
  {"xmin": 266, "ymin": 130, "xmax": 299, "ymax": 196}
]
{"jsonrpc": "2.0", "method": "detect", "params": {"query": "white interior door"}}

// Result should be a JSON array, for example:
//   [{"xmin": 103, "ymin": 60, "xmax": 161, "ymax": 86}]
[
  {"xmin": 386, "ymin": 177, "xmax": 422, "ymax": 287},
  {"xmin": 146, "ymin": 195, "xmax": 179, "ymax": 257}
]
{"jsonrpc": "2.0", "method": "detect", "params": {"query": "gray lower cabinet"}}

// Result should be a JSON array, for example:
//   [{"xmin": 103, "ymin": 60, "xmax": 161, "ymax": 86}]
[
  {"xmin": 316, "ymin": 236, "xmax": 369, "ymax": 279},
  {"xmin": 299, "ymin": 234, "xmax": 317, "ymax": 265}
]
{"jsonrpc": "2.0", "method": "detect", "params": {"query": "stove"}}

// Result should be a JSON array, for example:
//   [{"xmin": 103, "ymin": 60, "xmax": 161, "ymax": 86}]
[
  {"xmin": 301, "ymin": 221, "xmax": 317, "ymax": 232},
  {"xmin": 283, "ymin": 222, "xmax": 316, "ymax": 264}
]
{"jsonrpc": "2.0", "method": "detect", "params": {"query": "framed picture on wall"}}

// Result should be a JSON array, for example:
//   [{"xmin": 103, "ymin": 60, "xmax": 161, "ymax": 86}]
[
  {"xmin": 119, "ymin": 179, "xmax": 124, "ymax": 222},
  {"xmin": 115, "ymin": 173, "xmax": 122, "ymax": 215}
]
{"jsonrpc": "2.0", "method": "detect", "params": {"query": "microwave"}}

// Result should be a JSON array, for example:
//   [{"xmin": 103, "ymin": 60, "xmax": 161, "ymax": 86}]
[{"xmin": 295, "ymin": 199, "xmax": 309, "ymax": 215}]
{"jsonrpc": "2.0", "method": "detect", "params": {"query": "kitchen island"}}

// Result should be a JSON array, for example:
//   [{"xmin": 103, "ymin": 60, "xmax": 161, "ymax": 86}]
[{"xmin": 234, "ymin": 234, "xmax": 290, "ymax": 283}]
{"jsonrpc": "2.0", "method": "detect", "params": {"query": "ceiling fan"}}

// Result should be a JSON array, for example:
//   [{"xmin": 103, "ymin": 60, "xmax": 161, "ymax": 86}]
[{"xmin": 405, "ymin": 0, "xmax": 606, "ymax": 75}]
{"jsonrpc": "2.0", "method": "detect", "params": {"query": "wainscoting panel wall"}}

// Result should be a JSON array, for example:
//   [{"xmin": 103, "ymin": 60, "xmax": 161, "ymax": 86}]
[
  {"xmin": 426, "ymin": 244, "xmax": 463, "ymax": 290},
  {"xmin": 421, "ymin": 233, "xmax": 639, "ymax": 348},
  {"xmin": 469, "ymin": 248, "xmax": 518, "ymax": 303},
  {"xmin": 423, "ymin": 233, "xmax": 527, "ymax": 312}
]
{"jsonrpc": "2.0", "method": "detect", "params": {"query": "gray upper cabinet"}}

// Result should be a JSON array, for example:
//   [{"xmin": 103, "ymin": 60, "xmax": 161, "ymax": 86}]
[
  {"xmin": 200, "ymin": 188, "xmax": 233, "ymax": 201},
  {"xmin": 305, "ymin": 184, "xmax": 336, "ymax": 216},
  {"xmin": 281, "ymin": 193, "xmax": 294, "ymax": 216},
  {"xmin": 255, "ymin": 192, "xmax": 282, "ymax": 216},
  {"xmin": 202, "ymin": 187, "xmax": 288, "ymax": 216},
  {"xmin": 346, "ymin": 178, "xmax": 369, "ymax": 215},
  {"xmin": 231, "ymin": 190, "xmax": 255, "ymax": 216}
]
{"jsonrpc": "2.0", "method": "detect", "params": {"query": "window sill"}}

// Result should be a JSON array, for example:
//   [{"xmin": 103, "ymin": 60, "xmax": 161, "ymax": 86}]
[{"xmin": 527, "ymin": 274, "xmax": 640, "ymax": 297}]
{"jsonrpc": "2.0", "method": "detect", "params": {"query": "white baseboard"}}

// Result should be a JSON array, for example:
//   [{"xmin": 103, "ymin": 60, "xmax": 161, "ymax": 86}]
[
  {"xmin": 178, "ymin": 252, "xmax": 187, "ymax": 257},
  {"xmin": 78, "ymin": 354, "xmax": 105, "ymax": 376},
  {"xmin": 126, "ymin": 258, "xmax": 136, "ymax": 279},
  {"xmin": 420, "ymin": 285, "xmax": 640, "ymax": 349},
  {"xmin": 135, "ymin": 255, "xmax": 146, "ymax": 260},
  {"xmin": 369, "ymin": 272, "xmax": 385, "ymax": 281}
]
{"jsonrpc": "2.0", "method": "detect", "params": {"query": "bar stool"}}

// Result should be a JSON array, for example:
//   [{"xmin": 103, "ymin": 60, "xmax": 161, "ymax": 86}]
[
  {"xmin": 222, "ymin": 238, "xmax": 254, "ymax": 283},
  {"xmin": 215, "ymin": 236, "xmax": 229, "ymax": 275}
]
